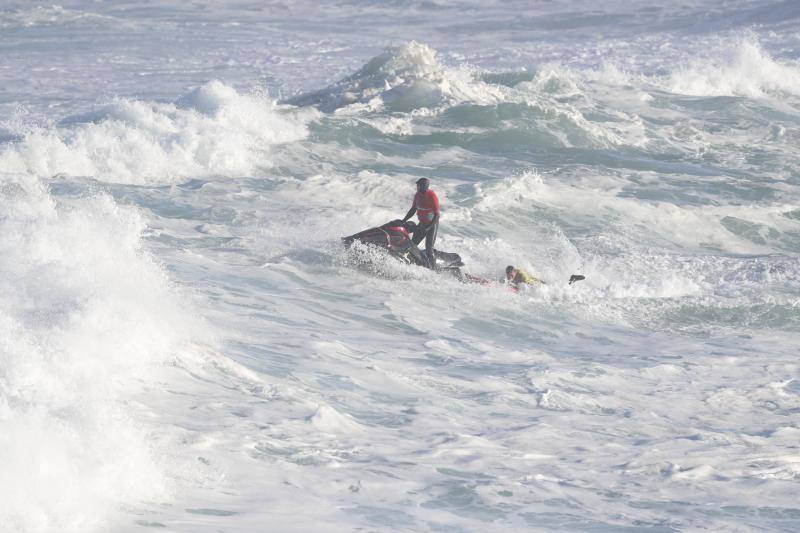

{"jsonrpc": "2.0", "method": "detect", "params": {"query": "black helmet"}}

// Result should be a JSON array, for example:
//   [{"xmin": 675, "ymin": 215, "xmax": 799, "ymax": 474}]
[
  {"xmin": 416, "ymin": 177, "xmax": 430, "ymax": 191},
  {"xmin": 505, "ymin": 265, "xmax": 515, "ymax": 276}
]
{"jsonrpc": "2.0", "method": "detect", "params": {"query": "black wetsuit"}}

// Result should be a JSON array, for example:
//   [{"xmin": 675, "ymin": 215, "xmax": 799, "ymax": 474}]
[{"xmin": 411, "ymin": 219, "xmax": 438, "ymax": 268}]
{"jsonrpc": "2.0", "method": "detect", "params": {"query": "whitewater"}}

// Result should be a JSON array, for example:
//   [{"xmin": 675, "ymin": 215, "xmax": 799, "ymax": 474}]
[{"xmin": 1, "ymin": 1, "xmax": 799, "ymax": 531}]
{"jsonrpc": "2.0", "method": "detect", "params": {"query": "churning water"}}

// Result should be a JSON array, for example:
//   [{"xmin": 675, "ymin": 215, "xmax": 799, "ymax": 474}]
[{"xmin": 1, "ymin": 1, "xmax": 799, "ymax": 531}]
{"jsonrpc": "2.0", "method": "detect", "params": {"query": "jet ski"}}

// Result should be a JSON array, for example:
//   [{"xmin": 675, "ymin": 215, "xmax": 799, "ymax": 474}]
[
  {"xmin": 342, "ymin": 220, "xmax": 465, "ymax": 276},
  {"xmin": 342, "ymin": 220, "xmax": 586, "ymax": 288}
]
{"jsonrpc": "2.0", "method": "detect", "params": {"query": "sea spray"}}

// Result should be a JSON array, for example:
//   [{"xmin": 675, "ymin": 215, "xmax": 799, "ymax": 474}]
[
  {"xmin": 0, "ymin": 175, "xmax": 205, "ymax": 531},
  {"xmin": 0, "ymin": 81, "xmax": 316, "ymax": 185}
]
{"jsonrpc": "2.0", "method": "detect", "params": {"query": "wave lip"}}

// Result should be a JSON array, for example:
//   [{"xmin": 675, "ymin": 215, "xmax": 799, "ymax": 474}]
[
  {"xmin": 0, "ymin": 80, "xmax": 316, "ymax": 185},
  {"xmin": 288, "ymin": 41, "xmax": 503, "ymax": 113},
  {"xmin": 289, "ymin": 42, "xmax": 643, "ymax": 153},
  {"xmin": 668, "ymin": 36, "xmax": 800, "ymax": 98}
]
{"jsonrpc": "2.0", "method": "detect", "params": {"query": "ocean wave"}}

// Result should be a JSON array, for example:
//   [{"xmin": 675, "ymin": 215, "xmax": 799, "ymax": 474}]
[
  {"xmin": 668, "ymin": 35, "xmax": 800, "ymax": 98},
  {"xmin": 470, "ymin": 171, "xmax": 799, "ymax": 254},
  {"xmin": 0, "ymin": 81, "xmax": 316, "ymax": 185},
  {"xmin": 286, "ymin": 43, "xmax": 646, "ymax": 156},
  {"xmin": 288, "ymin": 41, "xmax": 502, "ymax": 112},
  {"xmin": 0, "ymin": 174, "xmax": 207, "ymax": 531}
]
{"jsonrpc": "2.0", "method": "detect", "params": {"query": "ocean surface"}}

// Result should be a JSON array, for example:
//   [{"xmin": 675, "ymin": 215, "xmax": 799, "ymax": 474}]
[{"xmin": 1, "ymin": 1, "xmax": 799, "ymax": 531}]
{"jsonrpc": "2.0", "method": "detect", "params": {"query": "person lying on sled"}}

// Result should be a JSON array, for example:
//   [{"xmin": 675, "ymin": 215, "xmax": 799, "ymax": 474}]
[
  {"xmin": 504, "ymin": 265, "xmax": 585, "ymax": 288},
  {"xmin": 505, "ymin": 265, "xmax": 542, "ymax": 288}
]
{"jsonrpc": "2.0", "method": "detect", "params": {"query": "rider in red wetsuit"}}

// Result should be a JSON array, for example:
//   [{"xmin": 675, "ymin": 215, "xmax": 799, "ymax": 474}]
[{"xmin": 402, "ymin": 177, "xmax": 439, "ymax": 268}]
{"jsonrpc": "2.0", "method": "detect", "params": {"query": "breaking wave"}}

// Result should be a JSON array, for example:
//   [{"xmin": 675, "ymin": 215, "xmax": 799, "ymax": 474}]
[
  {"xmin": 668, "ymin": 36, "xmax": 800, "ymax": 98},
  {"xmin": 0, "ymin": 81, "xmax": 315, "ymax": 185},
  {"xmin": 0, "ymin": 174, "xmax": 207, "ymax": 531},
  {"xmin": 291, "ymin": 42, "xmax": 644, "ymax": 150}
]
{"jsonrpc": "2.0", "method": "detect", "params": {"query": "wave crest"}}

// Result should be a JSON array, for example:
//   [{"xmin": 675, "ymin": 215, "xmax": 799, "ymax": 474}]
[
  {"xmin": 0, "ymin": 81, "xmax": 316, "ymax": 184},
  {"xmin": 0, "ymin": 174, "xmax": 205, "ymax": 530},
  {"xmin": 669, "ymin": 36, "xmax": 800, "ymax": 98}
]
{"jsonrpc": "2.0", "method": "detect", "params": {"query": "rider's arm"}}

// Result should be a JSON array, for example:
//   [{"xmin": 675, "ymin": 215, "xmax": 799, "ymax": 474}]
[{"xmin": 402, "ymin": 204, "xmax": 416, "ymax": 222}]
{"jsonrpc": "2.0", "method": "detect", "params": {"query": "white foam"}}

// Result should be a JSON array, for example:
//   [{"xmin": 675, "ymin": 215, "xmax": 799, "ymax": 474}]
[
  {"xmin": 0, "ymin": 81, "xmax": 315, "ymax": 185},
  {"xmin": 291, "ymin": 42, "xmax": 639, "ymax": 148},
  {"xmin": 472, "ymin": 170, "xmax": 798, "ymax": 254},
  {"xmin": 4, "ymin": 3, "xmax": 800, "ymax": 531},
  {"xmin": 669, "ymin": 35, "xmax": 800, "ymax": 98},
  {"xmin": 291, "ymin": 41, "xmax": 504, "ymax": 111},
  {"xmin": 0, "ymin": 174, "xmax": 206, "ymax": 531}
]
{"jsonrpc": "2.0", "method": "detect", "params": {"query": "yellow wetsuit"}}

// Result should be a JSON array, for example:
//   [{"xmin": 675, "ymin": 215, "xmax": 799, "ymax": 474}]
[{"xmin": 513, "ymin": 269, "xmax": 541, "ymax": 286}]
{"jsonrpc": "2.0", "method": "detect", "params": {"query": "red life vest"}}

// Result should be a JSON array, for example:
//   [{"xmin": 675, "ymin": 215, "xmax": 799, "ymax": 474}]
[{"xmin": 413, "ymin": 189, "xmax": 439, "ymax": 224}]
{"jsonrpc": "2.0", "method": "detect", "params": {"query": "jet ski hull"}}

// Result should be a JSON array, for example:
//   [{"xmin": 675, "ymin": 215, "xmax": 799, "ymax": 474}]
[{"xmin": 342, "ymin": 220, "xmax": 464, "ymax": 275}]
